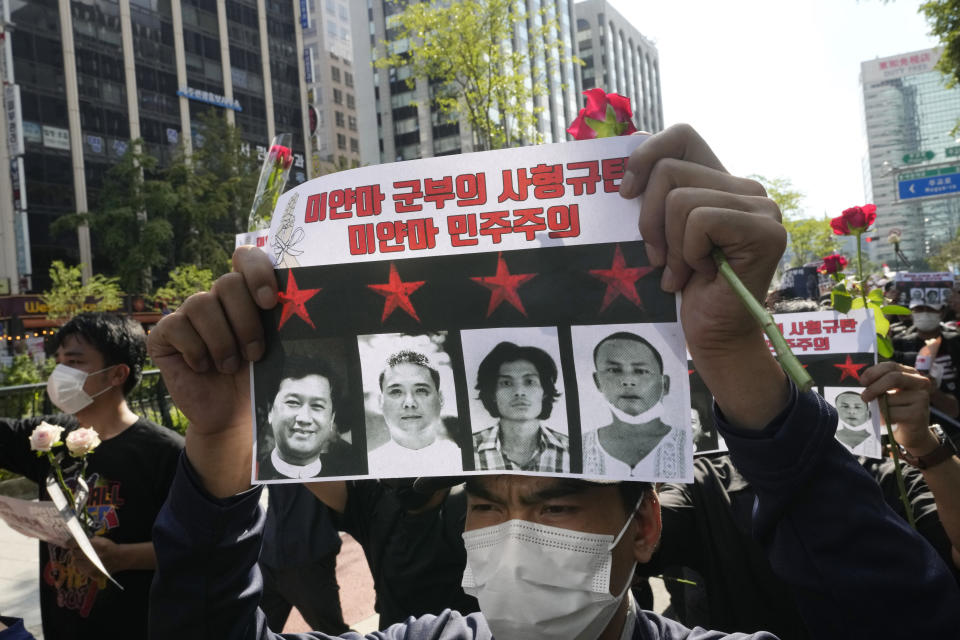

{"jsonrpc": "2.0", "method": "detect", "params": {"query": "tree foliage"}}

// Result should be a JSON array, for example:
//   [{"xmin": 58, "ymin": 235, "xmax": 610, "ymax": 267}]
[
  {"xmin": 153, "ymin": 265, "xmax": 214, "ymax": 310},
  {"xmin": 375, "ymin": 0, "xmax": 575, "ymax": 151},
  {"xmin": 52, "ymin": 110, "xmax": 259, "ymax": 292},
  {"xmin": 40, "ymin": 261, "xmax": 124, "ymax": 322},
  {"xmin": 922, "ymin": 1, "xmax": 960, "ymax": 87},
  {"xmin": 929, "ymin": 232, "xmax": 960, "ymax": 270},
  {"xmin": 749, "ymin": 175, "xmax": 838, "ymax": 267}
]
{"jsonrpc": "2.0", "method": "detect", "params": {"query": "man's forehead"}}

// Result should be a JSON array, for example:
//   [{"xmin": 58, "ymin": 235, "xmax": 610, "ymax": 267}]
[
  {"xmin": 498, "ymin": 360, "xmax": 538, "ymax": 376},
  {"xmin": 278, "ymin": 374, "xmax": 331, "ymax": 395},
  {"xmin": 383, "ymin": 362, "xmax": 435, "ymax": 387},
  {"xmin": 597, "ymin": 339, "xmax": 658, "ymax": 362}
]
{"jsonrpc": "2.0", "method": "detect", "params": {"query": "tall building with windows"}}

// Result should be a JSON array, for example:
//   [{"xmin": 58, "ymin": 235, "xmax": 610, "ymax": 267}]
[
  {"xmin": 351, "ymin": 0, "xmax": 582, "ymax": 165},
  {"xmin": 2, "ymin": 0, "xmax": 310, "ymax": 292},
  {"xmin": 861, "ymin": 47, "xmax": 960, "ymax": 268},
  {"xmin": 574, "ymin": 0, "xmax": 662, "ymax": 134},
  {"xmin": 301, "ymin": 0, "xmax": 361, "ymax": 174}
]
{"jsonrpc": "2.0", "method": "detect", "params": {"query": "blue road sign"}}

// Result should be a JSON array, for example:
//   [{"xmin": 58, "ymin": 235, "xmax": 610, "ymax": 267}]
[{"xmin": 898, "ymin": 171, "xmax": 960, "ymax": 200}]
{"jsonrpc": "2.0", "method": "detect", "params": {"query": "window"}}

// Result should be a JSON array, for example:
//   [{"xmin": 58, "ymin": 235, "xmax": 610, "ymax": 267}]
[
  {"xmin": 331, "ymin": 66, "xmax": 340, "ymax": 82},
  {"xmin": 346, "ymin": 93, "xmax": 355, "ymax": 109},
  {"xmin": 350, "ymin": 137, "xmax": 359, "ymax": 152},
  {"xmin": 344, "ymin": 71, "xmax": 353, "ymax": 87},
  {"xmin": 348, "ymin": 115, "xmax": 357, "ymax": 131},
  {"xmin": 337, "ymin": 133, "xmax": 346, "ymax": 149},
  {"xmin": 335, "ymin": 111, "xmax": 345, "ymax": 127},
  {"xmin": 333, "ymin": 88, "xmax": 342, "ymax": 104}
]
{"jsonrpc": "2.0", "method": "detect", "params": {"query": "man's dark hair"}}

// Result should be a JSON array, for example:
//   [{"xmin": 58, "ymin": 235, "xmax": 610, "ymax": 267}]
[
  {"xmin": 475, "ymin": 342, "xmax": 561, "ymax": 419},
  {"xmin": 50, "ymin": 313, "xmax": 145, "ymax": 395},
  {"xmin": 615, "ymin": 481, "xmax": 652, "ymax": 513},
  {"xmin": 592, "ymin": 332, "xmax": 663, "ymax": 373},
  {"xmin": 267, "ymin": 353, "xmax": 341, "ymax": 410},
  {"xmin": 378, "ymin": 350, "xmax": 441, "ymax": 390}
]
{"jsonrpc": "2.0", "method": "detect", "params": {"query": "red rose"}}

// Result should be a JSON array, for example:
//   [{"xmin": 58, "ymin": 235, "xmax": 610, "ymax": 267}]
[
  {"xmin": 567, "ymin": 88, "xmax": 638, "ymax": 140},
  {"xmin": 830, "ymin": 204, "xmax": 877, "ymax": 236},
  {"xmin": 270, "ymin": 144, "xmax": 294, "ymax": 170},
  {"xmin": 819, "ymin": 253, "xmax": 848, "ymax": 274}
]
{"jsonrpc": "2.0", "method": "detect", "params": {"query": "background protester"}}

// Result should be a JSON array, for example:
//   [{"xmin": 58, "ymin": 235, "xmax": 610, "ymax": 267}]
[
  {"xmin": 893, "ymin": 298, "xmax": 960, "ymax": 419},
  {"xmin": 0, "ymin": 313, "xmax": 183, "ymax": 640}
]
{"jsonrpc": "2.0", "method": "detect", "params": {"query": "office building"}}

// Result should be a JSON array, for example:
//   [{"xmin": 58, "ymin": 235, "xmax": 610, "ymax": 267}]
[
  {"xmin": 1, "ymin": 0, "xmax": 311, "ymax": 293},
  {"xmin": 301, "ymin": 0, "xmax": 361, "ymax": 174},
  {"xmin": 861, "ymin": 46, "xmax": 960, "ymax": 267},
  {"xmin": 574, "ymin": 0, "xmax": 662, "ymax": 134},
  {"xmin": 351, "ymin": 0, "xmax": 582, "ymax": 164}
]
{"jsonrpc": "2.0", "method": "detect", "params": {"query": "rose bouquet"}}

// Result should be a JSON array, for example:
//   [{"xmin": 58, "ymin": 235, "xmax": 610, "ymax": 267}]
[
  {"xmin": 247, "ymin": 132, "xmax": 295, "ymax": 232},
  {"xmin": 30, "ymin": 421, "xmax": 101, "ymax": 533}
]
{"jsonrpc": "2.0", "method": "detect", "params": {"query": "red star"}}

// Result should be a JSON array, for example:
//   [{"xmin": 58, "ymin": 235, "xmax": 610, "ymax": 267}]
[
  {"xmin": 833, "ymin": 355, "xmax": 867, "ymax": 383},
  {"xmin": 589, "ymin": 244, "xmax": 656, "ymax": 312},
  {"xmin": 470, "ymin": 253, "xmax": 538, "ymax": 317},
  {"xmin": 277, "ymin": 271, "xmax": 321, "ymax": 329},
  {"xmin": 367, "ymin": 263, "xmax": 426, "ymax": 323}
]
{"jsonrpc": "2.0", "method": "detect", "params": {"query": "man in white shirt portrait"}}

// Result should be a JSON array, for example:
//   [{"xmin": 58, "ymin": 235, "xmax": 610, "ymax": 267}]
[
  {"xmin": 367, "ymin": 350, "xmax": 463, "ymax": 476},
  {"xmin": 833, "ymin": 389, "xmax": 880, "ymax": 458}
]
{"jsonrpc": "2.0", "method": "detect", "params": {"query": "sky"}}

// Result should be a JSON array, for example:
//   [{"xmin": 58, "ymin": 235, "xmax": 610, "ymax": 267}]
[{"xmin": 605, "ymin": 0, "xmax": 942, "ymax": 219}]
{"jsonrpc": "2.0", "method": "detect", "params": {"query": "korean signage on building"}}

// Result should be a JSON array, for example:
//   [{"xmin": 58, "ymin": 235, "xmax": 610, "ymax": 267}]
[
  {"xmin": 42, "ymin": 125, "xmax": 70, "ymax": 151},
  {"xmin": 176, "ymin": 86, "xmax": 242, "ymax": 112},
  {"xmin": 4, "ymin": 83, "xmax": 22, "ymax": 156}
]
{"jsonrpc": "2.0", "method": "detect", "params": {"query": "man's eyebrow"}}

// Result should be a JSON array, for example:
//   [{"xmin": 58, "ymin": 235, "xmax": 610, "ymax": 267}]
[
  {"xmin": 520, "ymin": 480, "xmax": 593, "ymax": 506},
  {"xmin": 464, "ymin": 481, "xmax": 504, "ymax": 504}
]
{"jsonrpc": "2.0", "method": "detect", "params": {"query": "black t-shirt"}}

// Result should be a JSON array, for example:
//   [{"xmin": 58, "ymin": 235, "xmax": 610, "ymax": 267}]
[
  {"xmin": 334, "ymin": 481, "xmax": 479, "ymax": 627},
  {"xmin": 0, "ymin": 414, "xmax": 184, "ymax": 640},
  {"xmin": 893, "ymin": 327, "xmax": 960, "ymax": 401}
]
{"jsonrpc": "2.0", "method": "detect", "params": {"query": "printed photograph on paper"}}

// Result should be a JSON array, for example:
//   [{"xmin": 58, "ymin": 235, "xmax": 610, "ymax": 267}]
[
  {"xmin": 461, "ymin": 326, "xmax": 571, "ymax": 473},
  {"xmin": 822, "ymin": 386, "xmax": 882, "ymax": 459},
  {"xmin": 570, "ymin": 323, "xmax": 690, "ymax": 481}
]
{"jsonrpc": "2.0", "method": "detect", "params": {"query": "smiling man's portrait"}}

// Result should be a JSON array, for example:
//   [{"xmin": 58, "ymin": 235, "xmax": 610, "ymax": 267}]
[{"xmin": 256, "ymin": 354, "xmax": 354, "ymax": 480}]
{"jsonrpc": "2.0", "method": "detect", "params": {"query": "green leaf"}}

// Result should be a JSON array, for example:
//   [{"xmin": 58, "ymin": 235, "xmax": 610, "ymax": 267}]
[
  {"xmin": 867, "ymin": 288, "xmax": 884, "ymax": 304},
  {"xmin": 832, "ymin": 282, "xmax": 847, "ymax": 294},
  {"xmin": 851, "ymin": 297, "xmax": 866, "ymax": 310},
  {"xmin": 873, "ymin": 309, "xmax": 890, "ymax": 337},
  {"xmin": 881, "ymin": 304, "xmax": 911, "ymax": 315},
  {"xmin": 831, "ymin": 290, "xmax": 852, "ymax": 314},
  {"xmin": 877, "ymin": 334, "xmax": 894, "ymax": 359}
]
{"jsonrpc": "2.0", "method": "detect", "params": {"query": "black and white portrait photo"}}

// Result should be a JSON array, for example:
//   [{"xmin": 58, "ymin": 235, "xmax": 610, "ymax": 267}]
[
  {"xmin": 925, "ymin": 288, "xmax": 943, "ymax": 307},
  {"xmin": 823, "ymin": 386, "xmax": 882, "ymax": 459},
  {"xmin": 909, "ymin": 288, "xmax": 924, "ymax": 305},
  {"xmin": 461, "ymin": 327, "xmax": 570, "ymax": 473},
  {"xmin": 253, "ymin": 339, "xmax": 362, "ymax": 481},
  {"xmin": 358, "ymin": 332, "xmax": 465, "ymax": 478},
  {"xmin": 571, "ymin": 323, "xmax": 690, "ymax": 481}
]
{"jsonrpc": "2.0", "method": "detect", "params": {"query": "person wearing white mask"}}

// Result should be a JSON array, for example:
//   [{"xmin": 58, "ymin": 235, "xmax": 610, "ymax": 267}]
[
  {"xmin": 0, "ymin": 312, "xmax": 183, "ymax": 640},
  {"xmin": 582, "ymin": 332, "xmax": 686, "ymax": 479},
  {"xmin": 145, "ymin": 125, "xmax": 960, "ymax": 638},
  {"xmin": 893, "ymin": 299, "xmax": 960, "ymax": 419}
]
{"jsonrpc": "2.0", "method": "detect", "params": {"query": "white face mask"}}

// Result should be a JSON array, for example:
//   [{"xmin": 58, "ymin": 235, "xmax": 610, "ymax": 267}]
[
  {"xmin": 912, "ymin": 311, "xmax": 941, "ymax": 332},
  {"xmin": 461, "ymin": 499, "xmax": 641, "ymax": 640},
  {"xmin": 46, "ymin": 364, "xmax": 114, "ymax": 415}
]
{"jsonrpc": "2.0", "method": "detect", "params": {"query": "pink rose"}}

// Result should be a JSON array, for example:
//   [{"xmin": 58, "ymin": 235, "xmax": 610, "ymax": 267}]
[
  {"xmin": 29, "ymin": 421, "xmax": 65, "ymax": 452},
  {"xmin": 65, "ymin": 427, "xmax": 101, "ymax": 458}
]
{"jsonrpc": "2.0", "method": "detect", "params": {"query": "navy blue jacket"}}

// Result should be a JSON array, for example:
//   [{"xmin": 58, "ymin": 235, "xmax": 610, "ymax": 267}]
[{"xmin": 148, "ymin": 384, "xmax": 960, "ymax": 639}]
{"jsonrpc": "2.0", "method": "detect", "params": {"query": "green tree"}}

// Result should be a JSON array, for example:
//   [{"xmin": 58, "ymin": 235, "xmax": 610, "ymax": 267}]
[
  {"xmin": 750, "ymin": 175, "xmax": 838, "ymax": 267},
  {"xmin": 922, "ymin": 1, "xmax": 960, "ymax": 87},
  {"xmin": 375, "ymin": 0, "xmax": 576, "ymax": 151},
  {"xmin": 165, "ymin": 110, "xmax": 260, "ymax": 274},
  {"xmin": 153, "ymin": 265, "xmax": 214, "ymax": 310},
  {"xmin": 52, "ymin": 143, "xmax": 176, "ymax": 292},
  {"xmin": 40, "ymin": 261, "xmax": 124, "ymax": 322},
  {"xmin": 929, "ymin": 232, "xmax": 960, "ymax": 270}
]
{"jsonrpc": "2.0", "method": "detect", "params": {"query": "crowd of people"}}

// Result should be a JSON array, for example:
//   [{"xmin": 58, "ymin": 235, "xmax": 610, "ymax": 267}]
[{"xmin": 0, "ymin": 124, "xmax": 958, "ymax": 639}]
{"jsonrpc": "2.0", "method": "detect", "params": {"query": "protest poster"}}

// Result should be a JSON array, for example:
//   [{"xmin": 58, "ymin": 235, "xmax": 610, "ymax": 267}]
[
  {"xmin": 766, "ymin": 309, "xmax": 882, "ymax": 459},
  {"xmin": 247, "ymin": 135, "xmax": 693, "ymax": 483},
  {"xmin": 0, "ymin": 494, "xmax": 72, "ymax": 546},
  {"xmin": 893, "ymin": 272, "xmax": 954, "ymax": 309}
]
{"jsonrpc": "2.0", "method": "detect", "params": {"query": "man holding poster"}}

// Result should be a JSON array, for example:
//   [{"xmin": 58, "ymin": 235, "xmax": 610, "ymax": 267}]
[{"xmin": 147, "ymin": 125, "xmax": 959, "ymax": 638}]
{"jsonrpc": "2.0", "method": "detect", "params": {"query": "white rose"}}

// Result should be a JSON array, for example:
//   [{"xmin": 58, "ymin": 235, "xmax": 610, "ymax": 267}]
[
  {"xmin": 65, "ymin": 427, "xmax": 101, "ymax": 458},
  {"xmin": 29, "ymin": 421, "xmax": 65, "ymax": 452}
]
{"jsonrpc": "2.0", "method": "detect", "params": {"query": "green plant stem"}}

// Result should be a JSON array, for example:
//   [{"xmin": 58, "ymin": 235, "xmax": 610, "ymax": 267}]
[
  {"xmin": 854, "ymin": 231, "xmax": 915, "ymax": 529},
  {"xmin": 46, "ymin": 451, "xmax": 76, "ymax": 507},
  {"xmin": 878, "ymin": 396, "xmax": 917, "ymax": 529},
  {"xmin": 711, "ymin": 248, "xmax": 814, "ymax": 393}
]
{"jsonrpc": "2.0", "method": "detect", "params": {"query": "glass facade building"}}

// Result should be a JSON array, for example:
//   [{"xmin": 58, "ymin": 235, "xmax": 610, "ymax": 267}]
[
  {"xmin": 4, "ymin": 0, "xmax": 309, "ymax": 291},
  {"xmin": 574, "ymin": 0, "xmax": 662, "ymax": 134},
  {"xmin": 860, "ymin": 47, "xmax": 960, "ymax": 268}
]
